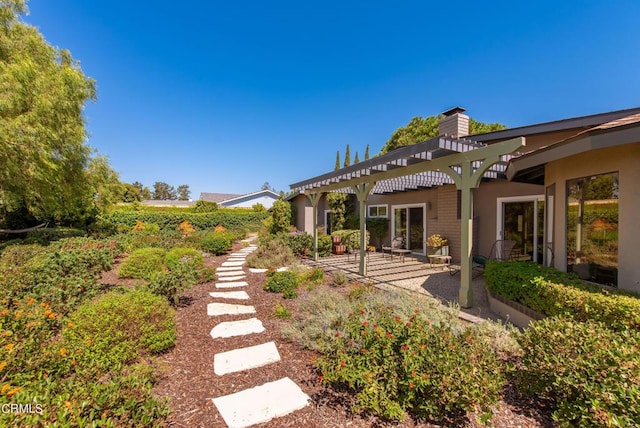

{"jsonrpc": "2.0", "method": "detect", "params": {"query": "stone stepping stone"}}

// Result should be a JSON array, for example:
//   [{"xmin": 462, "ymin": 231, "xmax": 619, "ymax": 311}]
[
  {"xmin": 229, "ymin": 253, "xmax": 248, "ymax": 257},
  {"xmin": 214, "ymin": 341, "xmax": 280, "ymax": 375},
  {"xmin": 221, "ymin": 261, "xmax": 245, "ymax": 267},
  {"xmin": 210, "ymin": 318, "xmax": 265, "ymax": 339},
  {"xmin": 217, "ymin": 266, "xmax": 244, "ymax": 272},
  {"xmin": 226, "ymin": 258, "xmax": 246, "ymax": 262},
  {"xmin": 207, "ymin": 302, "xmax": 255, "ymax": 316},
  {"xmin": 276, "ymin": 267, "xmax": 289, "ymax": 272},
  {"xmin": 217, "ymin": 275, "xmax": 246, "ymax": 282},
  {"xmin": 215, "ymin": 281, "xmax": 248, "ymax": 289},
  {"xmin": 217, "ymin": 270, "xmax": 247, "ymax": 277},
  {"xmin": 209, "ymin": 291, "xmax": 250, "ymax": 300},
  {"xmin": 249, "ymin": 268, "xmax": 268, "ymax": 273},
  {"xmin": 212, "ymin": 377, "xmax": 310, "ymax": 428}
]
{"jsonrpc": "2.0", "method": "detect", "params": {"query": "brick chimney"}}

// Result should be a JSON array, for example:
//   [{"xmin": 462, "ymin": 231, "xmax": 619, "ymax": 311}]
[{"xmin": 439, "ymin": 107, "xmax": 469, "ymax": 137}]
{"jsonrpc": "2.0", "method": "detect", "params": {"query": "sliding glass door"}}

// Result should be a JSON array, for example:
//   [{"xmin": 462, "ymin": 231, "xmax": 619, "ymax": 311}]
[
  {"xmin": 497, "ymin": 196, "xmax": 544, "ymax": 263},
  {"xmin": 392, "ymin": 204, "xmax": 426, "ymax": 255}
]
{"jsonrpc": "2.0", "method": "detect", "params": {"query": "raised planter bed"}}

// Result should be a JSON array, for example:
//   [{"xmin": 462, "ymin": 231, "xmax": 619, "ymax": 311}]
[{"xmin": 487, "ymin": 292, "xmax": 545, "ymax": 328}]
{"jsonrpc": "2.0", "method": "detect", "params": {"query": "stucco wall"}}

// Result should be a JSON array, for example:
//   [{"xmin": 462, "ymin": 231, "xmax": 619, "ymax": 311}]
[{"xmin": 545, "ymin": 142, "xmax": 640, "ymax": 293}]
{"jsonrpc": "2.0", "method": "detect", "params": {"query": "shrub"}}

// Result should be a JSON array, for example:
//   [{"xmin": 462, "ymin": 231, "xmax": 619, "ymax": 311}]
[
  {"xmin": 273, "ymin": 303, "xmax": 292, "ymax": 319},
  {"xmin": 192, "ymin": 200, "xmax": 218, "ymax": 212},
  {"xmin": 147, "ymin": 262, "xmax": 198, "ymax": 305},
  {"xmin": 62, "ymin": 289, "xmax": 175, "ymax": 371},
  {"xmin": 118, "ymin": 247, "xmax": 167, "ymax": 279},
  {"xmin": 26, "ymin": 227, "xmax": 86, "ymax": 242},
  {"xmin": 278, "ymin": 231, "xmax": 313, "ymax": 256},
  {"xmin": 200, "ymin": 231, "xmax": 234, "ymax": 255},
  {"xmin": 515, "ymin": 317, "xmax": 640, "ymax": 426},
  {"xmin": 287, "ymin": 288, "xmax": 503, "ymax": 423},
  {"xmin": 332, "ymin": 229, "xmax": 370, "ymax": 250},
  {"xmin": 270, "ymin": 199, "xmax": 292, "ymax": 234},
  {"xmin": 331, "ymin": 270, "xmax": 348, "ymax": 287},
  {"xmin": 264, "ymin": 270, "xmax": 299, "ymax": 299},
  {"xmin": 177, "ymin": 220, "xmax": 195, "ymax": 236},
  {"xmin": 0, "ymin": 243, "xmax": 46, "ymax": 268},
  {"xmin": 303, "ymin": 267, "xmax": 324, "ymax": 285},
  {"xmin": 246, "ymin": 238, "xmax": 296, "ymax": 269},
  {"xmin": 318, "ymin": 234, "xmax": 332, "ymax": 257},
  {"xmin": 165, "ymin": 247, "xmax": 203, "ymax": 270},
  {"xmin": 485, "ymin": 261, "xmax": 640, "ymax": 331}
]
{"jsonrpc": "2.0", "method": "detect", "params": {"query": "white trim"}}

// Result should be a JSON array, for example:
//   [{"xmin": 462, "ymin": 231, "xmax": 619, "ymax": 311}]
[
  {"xmin": 367, "ymin": 204, "xmax": 388, "ymax": 218},
  {"xmin": 391, "ymin": 203, "xmax": 427, "ymax": 256},
  {"xmin": 496, "ymin": 195, "xmax": 544, "ymax": 262}
]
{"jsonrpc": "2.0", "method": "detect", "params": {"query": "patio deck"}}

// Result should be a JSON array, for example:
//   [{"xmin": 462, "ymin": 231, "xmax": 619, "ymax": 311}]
[{"xmin": 304, "ymin": 252, "xmax": 502, "ymax": 322}]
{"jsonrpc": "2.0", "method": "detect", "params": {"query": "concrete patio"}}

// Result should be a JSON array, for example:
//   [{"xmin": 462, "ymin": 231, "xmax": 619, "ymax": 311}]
[{"xmin": 304, "ymin": 251, "xmax": 501, "ymax": 322}]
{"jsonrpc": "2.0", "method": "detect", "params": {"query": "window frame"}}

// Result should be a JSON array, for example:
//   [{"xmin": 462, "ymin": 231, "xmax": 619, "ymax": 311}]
[{"xmin": 367, "ymin": 204, "xmax": 388, "ymax": 218}]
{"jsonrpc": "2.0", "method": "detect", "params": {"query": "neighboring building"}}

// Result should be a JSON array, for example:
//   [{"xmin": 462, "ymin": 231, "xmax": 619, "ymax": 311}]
[
  {"xmin": 199, "ymin": 189, "xmax": 280, "ymax": 209},
  {"xmin": 289, "ymin": 107, "xmax": 640, "ymax": 294}
]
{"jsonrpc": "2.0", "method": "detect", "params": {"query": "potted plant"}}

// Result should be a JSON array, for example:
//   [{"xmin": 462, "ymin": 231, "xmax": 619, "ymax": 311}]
[
  {"xmin": 334, "ymin": 244, "xmax": 346, "ymax": 255},
  {"xmin": 332, "ymin": 234, "xmax": 342, "ymax": 244},
  {"xmin": 426, "ymin": 234, "xmax": 449, "ymax": 256}
]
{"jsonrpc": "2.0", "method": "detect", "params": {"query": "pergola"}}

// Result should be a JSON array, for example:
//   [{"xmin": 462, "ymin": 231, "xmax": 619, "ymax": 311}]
[{"xmin": 290, "ymin": 135, "xmax": 525, "ymax": 308}]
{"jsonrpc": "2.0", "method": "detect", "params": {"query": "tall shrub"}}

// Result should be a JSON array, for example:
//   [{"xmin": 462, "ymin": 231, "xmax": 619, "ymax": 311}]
[{"xmin": 270, "ymin": 199, "xmax": 292, "ymax": 234}]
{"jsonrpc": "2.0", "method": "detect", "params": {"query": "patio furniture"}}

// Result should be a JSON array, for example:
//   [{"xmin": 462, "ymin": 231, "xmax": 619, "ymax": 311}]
[
  {"xmin": 449, "ymin": 239, "xmax": 516, "ymax": 276},
  {"xmin": 382, "ymin": 236, "xmax": 412, "ymax": 262},
  {"xmin": 473, "ymin": 239, "xmax": 517, "ymax": 275},
  {"xmin": 428, "ymin": 254, "xmax": 452, "ymax": 270}
]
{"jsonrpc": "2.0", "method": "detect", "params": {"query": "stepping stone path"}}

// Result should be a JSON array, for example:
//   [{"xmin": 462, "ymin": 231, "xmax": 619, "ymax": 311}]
[{"xmin": 207, "ymin": 239, "xmax": 310, "ymax": 427}]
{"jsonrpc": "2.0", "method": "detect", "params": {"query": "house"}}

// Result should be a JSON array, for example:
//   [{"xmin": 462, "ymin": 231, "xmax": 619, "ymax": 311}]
[
  {"xmin": 199, "ymin": 189, "xmax": 280, "ymax": 209},
  {"xmin": 289, "ymin": 106, "xmax": 640, "ymax": 302}
]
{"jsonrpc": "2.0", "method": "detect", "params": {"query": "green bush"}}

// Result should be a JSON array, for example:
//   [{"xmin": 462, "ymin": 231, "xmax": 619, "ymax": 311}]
[
  {"xmin": 270, "ymin": 199, "xmax": 292, "ymax": 234},
  {"xmin": 485, "ymin": 261, "xmax": 640, "ymax": 331},
  {"xmin": 332, "ymin": 229, "xmax": 370, "ymax": 250},
  {"xmin": 318, "ymin": 234, "xmax": 332, "ymax": 257},
  {"xmin": 246, "ymin": 238, "xmax": 297, "ymax": 269},
  {"xmin": 278, "ymin": 231, "xmax": 313, "ymax": 256},
  {"xmin": 0, "ymin": 243, "xmax": 46, "ymax": 268},
  {"xmin": 26, "ymin": 227, "xmax": 86, "ymax": 242},
  {"xmin": 192, "ymin": 200, "xmax": 218, "ymax": 212},
  {"xmin": 165, "ymin": 247, "xmax": 203, "ymax": 270},
  {"xmin": 97, "ymin": 209, "xmax": 267, "ymax": 233},
  {"xmin": 62, "ymin": 289, "xmax": 175, "ymax": 371},
  {"xmin": 264, "ymin": 270, "xmax": 299, "ymax": 299},
  {"xmin": 146, "ymin": 257, "xmax": 213, "ymax": 305},
  {"xmin": 118, "ymin": 247, "xmax": 167, "ymax": 279},
  {"xmin": 331, "ymin": 270, "xmax": 348, "ymax": 287},
  {"xmin": 303, "ymin": 267, "xmax": 324, "ymax": 285},
  {"xmin": 515, "ymin": 317, "xmax": 640, "ymax": 426},
  {"xmin": 308, "ymin": 290, "xmax": 503, "ymax": 423},
  {"xmin": 200, "ymin": 231, "xmax": 234, "ymax": 255}
]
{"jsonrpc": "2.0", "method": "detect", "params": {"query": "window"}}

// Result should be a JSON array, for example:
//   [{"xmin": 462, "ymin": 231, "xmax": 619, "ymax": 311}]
[
  {"xmin": 367, "ymin": 205, "xmax": 388, "ymax": 218},
  {"xmin": 566, "ymin": 172, "xmax": 618, "ymax": 286}
]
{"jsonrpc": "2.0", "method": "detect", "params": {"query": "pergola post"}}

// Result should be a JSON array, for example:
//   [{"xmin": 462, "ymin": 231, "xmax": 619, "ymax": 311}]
[
  {"xmin": 306, "ymin": 192, "xmax": 322, "ymax": 261},
  {"xmin": 352, "ymin": 183, "xmax": 375, "ymax": 275}
]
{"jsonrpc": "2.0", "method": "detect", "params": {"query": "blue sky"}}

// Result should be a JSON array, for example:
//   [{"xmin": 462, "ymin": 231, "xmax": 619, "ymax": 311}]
[{"xmin": 26, "ymin": 0, "xmax": 640, "ymax": 199}]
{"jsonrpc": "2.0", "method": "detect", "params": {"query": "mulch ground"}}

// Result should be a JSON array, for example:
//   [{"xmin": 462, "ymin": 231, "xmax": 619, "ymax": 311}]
[{"xmin": 145, "ymin": 243, "xmax": 554, "ymax": 428}]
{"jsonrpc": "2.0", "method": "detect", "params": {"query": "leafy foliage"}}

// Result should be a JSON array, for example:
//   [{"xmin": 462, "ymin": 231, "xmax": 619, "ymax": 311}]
[
  {"xmin": 515, "ymin": 317, "xmax": 640, "ymax": 426},
  {"xmin": 327, "ymin": 192, "xmax": 347, "ymax": 231},
  {"xmin": 264, "ymin": 270, "xmax": 300, "ymax": 299},
  {"xmin": 199, "ymin": 231, "xmax": 234, "ymax": 255},
  {"xmin": 246, "ymin": 238, "xmax": 296, "ymax": 269},
  {"xmin": 380, "ymin": 115, "xmax": 506, "ymax": 154},
  {"xmin": 192, "ymin": 200, "xmax": 218, "ymax": 212},
  {"xmin": 152, "ymin": 181, "xmax": 176, "ymax": 200},
  {"xmin": 270, "ymin": 199, "xmax": 292, "ymax": 234},
  {"xmin": 118, "ymin": 247, "xmax": 167, "ymax": 279},
  {"xmin": 485, "ymin": 261, "xmax": 640, "ymax": 331}
]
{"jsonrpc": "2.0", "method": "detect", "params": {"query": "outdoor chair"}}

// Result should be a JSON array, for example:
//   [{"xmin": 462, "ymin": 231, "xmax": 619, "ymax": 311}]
[
  {"xmin": 449, "ymin": 239, "xmax": 516, "ymax": 276},
  {"xmin": 382, "ymin": 236, "xmax": 411, "ymax": 262},
  {"xmin": 472, "ymin": 239, "xmax": 516, "ymax": 276}
]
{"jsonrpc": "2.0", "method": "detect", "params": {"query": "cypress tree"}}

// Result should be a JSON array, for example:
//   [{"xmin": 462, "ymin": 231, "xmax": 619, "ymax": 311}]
[
  {"xmin": 344, "ymin": 144, "xmax": 351, "ymax": 167},
  {"xmin": 354, "ymin": 152, "xmax": 360, "ymax": 163},
  {"xmin": 364, "ymin": 144, "xmax": 370, "ymax": 160},
  {"xmin": 335, "ymin": 151, "xmax": 340, "ymax": 170}
]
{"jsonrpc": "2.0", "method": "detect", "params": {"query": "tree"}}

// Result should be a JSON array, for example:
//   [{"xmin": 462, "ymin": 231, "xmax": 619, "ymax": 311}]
[
  {"xmin": 270, "ymin": 199, "xmax": 292, "ymax": 234},
  {"xmin": 327, "ymin": 192, "xmax": 347, "ymax": 232},
  {"xmin": 0, "ymin": 1, "xmax": 98, "ymax": 225},
  {"xmin": 354, "ymin": 152, "xmax": 360, "ymax": 164},
  {"xmin": 177, "ymin": 184, "xmax": 190, "ymax": 201},
  {"xmin": 344, "ymin": 144, "xmax": 351, "ymax": 167},
  {"xmin": 364, "ymin": 144, "xmax": 370, "ymax": 161},
  {"xmin": 335, "ymin": 151, "xmax": 341, "ymax": 170},
  {"xmin": 152, "ymin": 182, "xmax": 176, "ymax": 200},
  {"xmin": 261, "ymin": 181, "xmax": 273, "ymax": 191},
  {"xmin": 86, "ymin": 155, "xmax": 123, "ymax": 214},
  {"xmin": 121, "ymin": 183, "xmax": 141, "ymax": 203},
  {"xmin": 379, "ymin": 115, "xmax": 507, "ymax": 154},
  {"xmin": 132, "ymin": 181, "xmax": 151, "ymax": 200}
]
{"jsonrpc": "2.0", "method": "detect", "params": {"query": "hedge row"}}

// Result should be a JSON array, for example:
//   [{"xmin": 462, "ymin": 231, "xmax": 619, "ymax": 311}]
[
  {"xmin": 485, "ymin": 261, "xmax": 640, "ymax": 331},
  {"xmin": 97, "ymin": 210, "xmax": 268, "ymax": 232}
]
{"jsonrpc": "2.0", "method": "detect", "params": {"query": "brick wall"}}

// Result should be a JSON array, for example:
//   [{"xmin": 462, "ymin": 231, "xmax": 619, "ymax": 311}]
[{"xmin": 428, "ymin": 185, "xmax": 461, "ymax": 261}]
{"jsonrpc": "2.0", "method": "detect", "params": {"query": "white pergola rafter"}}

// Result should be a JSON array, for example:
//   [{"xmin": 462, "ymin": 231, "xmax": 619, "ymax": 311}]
[{"xmin": 291, "ymin": 136, "xmax": 525, "ymax": 307}]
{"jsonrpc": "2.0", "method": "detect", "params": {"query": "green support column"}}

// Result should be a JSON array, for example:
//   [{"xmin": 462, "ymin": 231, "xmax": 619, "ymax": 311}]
[
  {"xmin": 458, "ymin": 163, "xmax": 474, "ymax": 308},
  {"xmin": 306, "ymin": 192, "xmax": 322, "ymax": 261},
  {"xmin": 352, "ymin": 183, "xmax": 375, "ymax": 276}
]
